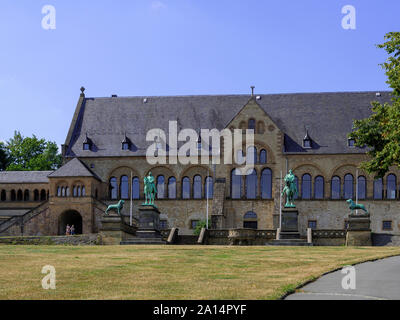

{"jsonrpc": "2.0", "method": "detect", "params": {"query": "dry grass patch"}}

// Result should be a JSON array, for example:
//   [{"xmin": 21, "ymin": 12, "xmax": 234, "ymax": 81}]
[{"xmin": 0, "ymin": 245, "xmax": 399, "ymax": 299}]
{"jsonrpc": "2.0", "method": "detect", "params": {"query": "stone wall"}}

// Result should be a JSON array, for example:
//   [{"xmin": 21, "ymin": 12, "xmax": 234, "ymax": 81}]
[
  {"xmin": 0, "ymin": 233, "xmax": 100, "ymax": 245},
  {"xmin": 312, "ymin": 229, "xmax": 346, "ymax": 246},
  {"xmin": 372, "ymin": 233, "xmax": 400, "ymax": 246},
  {"xmin": 206, "ymin": 229, "xmax": 277, "ymax": 245}
]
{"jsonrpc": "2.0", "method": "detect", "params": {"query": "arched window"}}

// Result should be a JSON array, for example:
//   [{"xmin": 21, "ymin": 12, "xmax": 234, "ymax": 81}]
[
  {"xmin": 132, "ymin": 177, "xmax": 140, "ymax": 199},
  {"xmin": 193, "ymin": 175, "xmax": 202, "ymax": 199},
  {"xmin": 17, "ymin": 190, "xmax": 23, "ymax": 201},
  {"xmin": 314, "ymin": 176, "xmax": 324, "ymax": 199},
  {"xmin": 11, "ymin": 190, "xmax": 16, "ymax": 201},
  {"xmin": 77, "ymin": 186, "xmax": 81, "ymax": 197},
  {"xmin": 294, "ymin": 176, "xmax": 299, "ymax": 199},
  {"xmin": 248, "ymin": 119, "xmax": 256, "ymax": 131},
  {"xmin": 331, "ymin": 176, "xmax": 341, "ymax": 199},
  {"xmin": 301, "ymin": 174, "xmax": 312, "ymax": 199},
  {"xmin": 259, "ymin": 149, "xmax": 267, "ymax": 164},
  {"xmin": 261, "ymin": 168, "xmax": 272, "ymax": 199},
  {"xmin": 246, "ymin": 146, "xmax": 257, "ymax": 164},
  {"xmin": 182, "ymin": 177, "xmax": 190, "ymax": 199},
  {"xmin": 1, "ymin": 190, "xmax": 5, "ymax": 201},
  {"xmin": 81, "ymin": 186, "xmax": 86, "ymax": 197},
  {"xmin": 231, "ymin": 169, "xmax": 242, "ymax": 199},
  {"xmin": 120, "ymin": 175, "xmax": 129, "ymax": 199},
  {"xmin": 374, "ymin": 177, "xmax": 383, "ymax": 199},
  {"xmin": 34, "ymin": 189, "xmax": 39, "ymax": 201},
  {"xmin": 205, "ymin": 176, "xmax": 213, "ymax": 199},
  {"xmin": 109, "ymin": 177, "xmax": 118, "ymax": 200},
  {"xmin": 168, "ymin": 177, "xmax": 176, "ymax": 199},
  {"xmin": 65, "ymin": 188, "xmax": 70, "ymax": 198},
  {"xmin": 357, "ymin": 176, "xmax": 366, "ymax": 200},
  {"xmin": 61, "ymin": 187, "xmax": 66, "ymax": 197},
  {"xmin": 24, "ymin": 190, "xmax": 30, "ymax": 201},
  {"xmin": 246, "ymin": 169, "xmax": 257, "ymax": 199},
  {"xmin": 243, "ymin": 211, "xmax": 257, "ymax": 229},
  {"xmin": 387, "ymin": 174, "xmax": 396, "ymax": 199},
  {"xmin": 157, "ymin": 175, "xmax": 165, "ymax": 199},
  {"xmin": 344, "ymin": 174, "xmax": 354, "ymax": 199},
  {"xmin": 73, "ymin": 186, "xmax": 77, "ymax": 197}
]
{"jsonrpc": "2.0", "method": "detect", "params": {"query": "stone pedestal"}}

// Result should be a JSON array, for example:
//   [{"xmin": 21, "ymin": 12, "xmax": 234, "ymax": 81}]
[
  {"xmin": 346, "ymin": 213, "xmax": 372, "ymax": 246},
  {"xmin": 139, "ymin": 205, "xmax": 160, "ymax": 229},
  {"xmin": 120, "ymin": 205, "xmax": 165, "ymax": 245},
  {"xmin": 99, "ymin": 213, "xmax": 122, "ymax": 245},
  {"xmin": 281, "ymin": 209, "xmax": 299, "ymax": 232}
]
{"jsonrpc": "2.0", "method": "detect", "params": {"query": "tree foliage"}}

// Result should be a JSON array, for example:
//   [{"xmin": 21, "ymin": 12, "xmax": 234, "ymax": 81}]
[
  {"xmin": 349, "ymin": 32, "xmax": 400, "ymax": 177},
  {"xmin": 4, "ymin": 131, "xmax": 62, "ymax": 171},
  {"xmin": 0, "ymin": 142, "xmax": 9, "ymax": 171},
  {"xmin": 194, "ymin": 219, "xmax": 211, "ymax": 236}
]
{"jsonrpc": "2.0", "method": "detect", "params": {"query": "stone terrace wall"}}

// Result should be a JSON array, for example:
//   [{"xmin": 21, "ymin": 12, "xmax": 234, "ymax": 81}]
[
  {"xmin": 206, "ymin": 229, "xmax": 277, "ymax": 245},
  {"xmin": 372, "ymin": 233, "xmax": 400, "ymax": 246},
  {"xmin": 312, "ymin": 229, "xmax": 346, "ymax": 246},
  {"xmin": 0, "ymin": 233, "xmax": 100, "ymax": 245}
]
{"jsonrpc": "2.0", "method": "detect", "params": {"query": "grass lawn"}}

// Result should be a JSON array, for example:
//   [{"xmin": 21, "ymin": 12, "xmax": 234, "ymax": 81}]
[{"xmin": 0, "ymin": 245, "xmax": 399, "ymax": 300}]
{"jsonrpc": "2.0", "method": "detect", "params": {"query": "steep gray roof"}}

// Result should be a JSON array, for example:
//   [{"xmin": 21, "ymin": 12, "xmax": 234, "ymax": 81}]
[
  {"xmin": 0, "ymin": 171, "xmax": 52, "ymax": 184},
  {"xmin": 64, "ymin": 91, "xmax": 392, "ymax": 157},
  {"xmin": 48, "ymin": 158, "xmax": 99, "ymax": 179}
]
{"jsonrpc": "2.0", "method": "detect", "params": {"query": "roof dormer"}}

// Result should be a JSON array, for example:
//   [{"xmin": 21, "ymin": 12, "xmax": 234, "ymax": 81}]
[
  {"xmin": 303, "ymin": 130, "xmax": 312, "ymax": 149},
  {"xmin": 83, "ymin": 133, "xmax": 93, "ymax": 151}
]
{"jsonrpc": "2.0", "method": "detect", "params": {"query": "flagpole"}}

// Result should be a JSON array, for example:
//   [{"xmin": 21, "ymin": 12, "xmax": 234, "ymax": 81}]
[
  {"xmin": 130, "ymin": 171, "xmax": 133, "ymax": 226},
  {"xmin": 206, "ymin": 167, "xmax": 209, "ymax": 229},
  {"xmin": 355, "ymin": 169, "xmax": 358, "ymax": 215},
  {"xmin": 279, "ymin": 171, "xmax": 282, "ymax": 229}
]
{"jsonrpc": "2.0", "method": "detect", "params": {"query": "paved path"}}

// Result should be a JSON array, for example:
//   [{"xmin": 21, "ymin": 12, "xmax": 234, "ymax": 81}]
[{"xmin": 285, "ymin": 255, "xmax": 400, "ymax": 300}]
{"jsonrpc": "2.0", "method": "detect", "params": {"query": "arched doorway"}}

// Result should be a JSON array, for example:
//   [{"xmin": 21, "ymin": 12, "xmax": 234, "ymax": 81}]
[{"xmin": 58, "ymin": 210, "xmax": 83, "ymax": 235}]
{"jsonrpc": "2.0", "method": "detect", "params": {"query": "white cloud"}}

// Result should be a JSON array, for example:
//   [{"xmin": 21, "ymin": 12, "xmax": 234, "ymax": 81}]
[{"xmin": 151, "ymin": 1, "xmax": 166, "ymax": 10}]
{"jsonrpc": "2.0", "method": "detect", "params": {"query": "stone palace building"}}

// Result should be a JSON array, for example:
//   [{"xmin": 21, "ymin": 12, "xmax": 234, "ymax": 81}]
[{"xmin": 0, "ymin": 88, "xmax": 398, "ymax": 242}]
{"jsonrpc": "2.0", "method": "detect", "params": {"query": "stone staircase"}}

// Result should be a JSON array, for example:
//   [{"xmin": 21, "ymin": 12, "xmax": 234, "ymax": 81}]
[
  {"xmin": 0, "ymin": 202, "xmax": 49, "ymax": 235},
  {"xmin": 270, "ymin": 231, "xmax": 313, "ymax": 246},
  {"xmin": 120, "ymin": 229, "xmax": 165, "ymax": 245},
  {"xmin": 0, "ymin": 216, "xmax": 11, "ymax": 224}
]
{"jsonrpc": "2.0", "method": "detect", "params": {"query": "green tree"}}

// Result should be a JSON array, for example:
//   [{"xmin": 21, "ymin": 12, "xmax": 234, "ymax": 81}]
[
  {"xmin": 0, "ymin": 142, "xmax": 9, "ymax": 171},
  {"xmin": 350, "ymin": 32, "xmax": 400, "ymax": 177},
  {"xmin": 5, "ymin": 131, "xmax": 62, "ymax": 171},
  {"xmin": 194, "ymin": 219, "xmax": 211, "ymax": 236}
]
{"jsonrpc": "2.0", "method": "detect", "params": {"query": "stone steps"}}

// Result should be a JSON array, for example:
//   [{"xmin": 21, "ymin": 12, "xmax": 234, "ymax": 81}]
[
  {"xmin": 279, "ymin": 231, "xmax": 301, "ymax": 240},
  {"xmin": 120, "ymin": 238, "xmax": 166, "ymax": 245},
  {"xmin": 269, "ymin": 239, "xmax": 313, "ymax": 246}
]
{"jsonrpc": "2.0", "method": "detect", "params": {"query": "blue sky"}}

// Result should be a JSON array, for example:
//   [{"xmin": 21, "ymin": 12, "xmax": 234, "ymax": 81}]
[{"xmin": 0, "ymin": 0, "xmax": 399, "ymax": 147}]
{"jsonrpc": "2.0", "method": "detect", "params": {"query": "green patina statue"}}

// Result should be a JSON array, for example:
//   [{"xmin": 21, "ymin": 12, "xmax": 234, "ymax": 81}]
[
  {"xmin": 143, "ymin": 172, "xmax": 157, "ymax": 207},
  {"xmin": 346, "ymin": 199, "xmax": 368, "ymax": 214},
  {"xmin": 105, "ymin": 200, "xmax": 125, "ymax": 215},
  {"xmin": 282, "ymin": 169, "xmax": 298, "ymax": 208}
]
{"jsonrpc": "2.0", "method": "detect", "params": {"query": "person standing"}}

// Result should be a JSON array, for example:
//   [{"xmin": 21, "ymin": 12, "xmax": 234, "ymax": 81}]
[
  {"xmin": 66, "ymin": 224, "xmax": 71, "ymax": 235},
  {"xmin": 70, "ymin": 225, "xmax": 75, "ymax": 235}
]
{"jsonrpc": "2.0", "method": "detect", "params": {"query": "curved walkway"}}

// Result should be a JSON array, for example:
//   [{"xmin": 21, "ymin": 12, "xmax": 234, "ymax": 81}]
[{"xmin": 285, "ymin": 255, "xmax": 400, "ymax": 300}]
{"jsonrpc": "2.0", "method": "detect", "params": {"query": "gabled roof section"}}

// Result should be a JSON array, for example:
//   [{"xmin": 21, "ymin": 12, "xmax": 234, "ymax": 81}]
[
  {"xmin": 225, "ymin": 96, "xmax": 281, "ymax": 131},
  {"xmin": 0, "ymin": 171, "xmax": 53, "ymax": 184},
  {"xmin": 48, "ymin": 158, "xmax": 100, "ymax": 180},
  {"xmin": 64, "ymin": 91, "xmax": 392, "ymax": 156}
]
